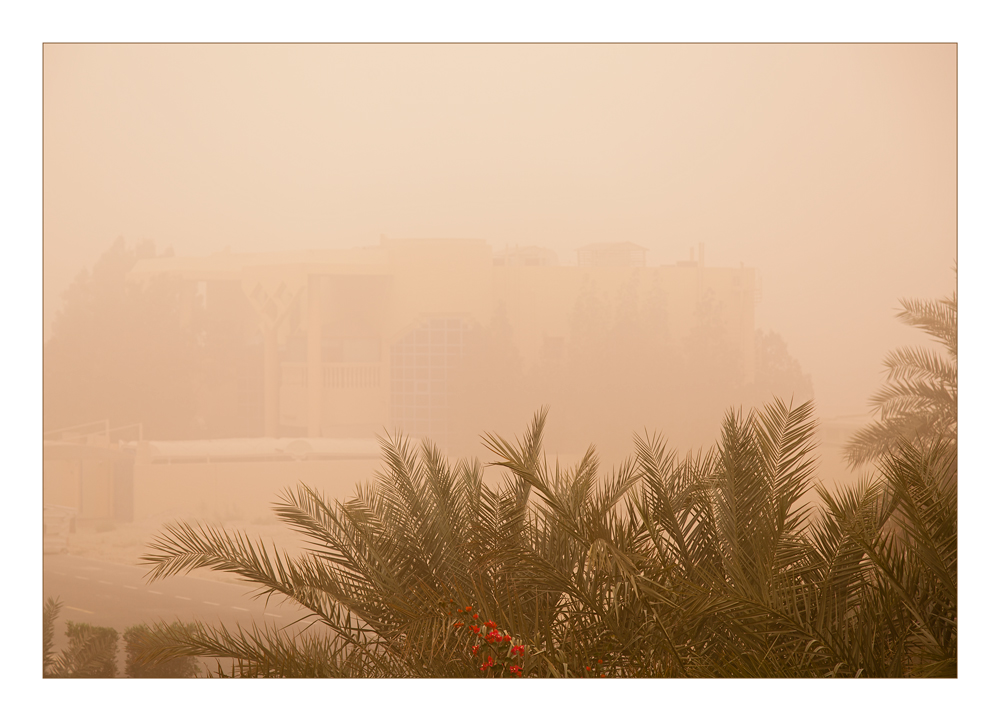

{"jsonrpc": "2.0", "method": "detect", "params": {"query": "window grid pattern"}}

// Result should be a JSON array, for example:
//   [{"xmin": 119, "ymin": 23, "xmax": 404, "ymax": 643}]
[
  {"xmin": 281, "ymin": 363, "xmax": 381, "ymax": 389},
  {"xmin": 390, "ymin": 317, "xmax": 472, "ymax": 450}
]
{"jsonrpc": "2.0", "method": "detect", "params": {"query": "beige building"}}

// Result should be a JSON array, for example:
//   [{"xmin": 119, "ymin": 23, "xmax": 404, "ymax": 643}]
[
  {"xmin": 46, "ymin": 238, "xmax": 758, "ymax": 521},
  {"xmin": 129, "ymin": 237, "xmax": 758, "ymax": 451}
]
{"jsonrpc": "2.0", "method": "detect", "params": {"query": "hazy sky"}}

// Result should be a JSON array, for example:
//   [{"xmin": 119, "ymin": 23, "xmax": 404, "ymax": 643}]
[{"xmin": 43, "ymin": 43, "xmax": 956, "ymax": 418}]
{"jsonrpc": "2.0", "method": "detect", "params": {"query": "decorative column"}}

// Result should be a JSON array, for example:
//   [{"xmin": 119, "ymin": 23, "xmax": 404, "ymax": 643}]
[
  {"xmin": 242, "ymin": 272, "xmax": 305, "ymax": 439},
  {"xmin": 263, "ymin": 323, "xmax": 279, "ymax": 437},
  {"xmin": 307, "ymin": 275, "xmax": 324, "ymax": 438}
]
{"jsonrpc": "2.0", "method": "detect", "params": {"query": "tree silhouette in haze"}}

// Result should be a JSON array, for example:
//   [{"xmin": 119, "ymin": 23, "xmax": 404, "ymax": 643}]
[
  {"xmin": 844, "ymin": 279, "xmax": 956, "ymax": 469},
  {"xmin": 44, "ymin": 238, "xmax": 201, "ymax": 439}
]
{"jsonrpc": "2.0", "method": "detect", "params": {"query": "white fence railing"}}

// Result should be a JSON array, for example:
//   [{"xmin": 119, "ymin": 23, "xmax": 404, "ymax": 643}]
[
  {"xmin": 44, "ymin": 420, "xmax": 144, "ymax": 443},
  {"xmin": 281, "ymin": 363, "xmax": 382, "ymax": 390}
]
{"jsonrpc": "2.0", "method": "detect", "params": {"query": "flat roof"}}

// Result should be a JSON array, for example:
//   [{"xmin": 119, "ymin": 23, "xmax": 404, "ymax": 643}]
[{"xmin": 141, "ymin": 437, "xmax": 383, "ymax": 463}]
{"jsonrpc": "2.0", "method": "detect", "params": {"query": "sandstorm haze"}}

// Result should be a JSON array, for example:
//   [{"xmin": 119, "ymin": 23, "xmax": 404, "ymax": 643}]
[
  {"xmin": 44, "ymin": 43, "xmax": 955, "ymax": 445},
  {"xmin": 35, "ymin": 36, "xmax": 967, "ymax": 685}
]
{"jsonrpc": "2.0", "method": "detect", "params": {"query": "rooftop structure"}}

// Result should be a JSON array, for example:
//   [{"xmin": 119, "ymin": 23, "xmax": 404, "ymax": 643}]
[
  {"xmin": 576, "ymin": 241, "xmax": 648, "ymax": 267},
  {"xmin": 493, "ymin": 245, "xmax": 559, "ymax": 267}
]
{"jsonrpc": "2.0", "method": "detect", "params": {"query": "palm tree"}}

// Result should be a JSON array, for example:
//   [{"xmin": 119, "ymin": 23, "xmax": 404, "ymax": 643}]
[
  {"xmin": 136, "ymin": 428, "xmax": 554, "ymax": 677},
  {"xmin": 133, "ymin": 400, "xmax": 955, "ymax": 677},
  {"xmin": 844, "ymin": 283, "xmax": 957, "ymax": 469}
]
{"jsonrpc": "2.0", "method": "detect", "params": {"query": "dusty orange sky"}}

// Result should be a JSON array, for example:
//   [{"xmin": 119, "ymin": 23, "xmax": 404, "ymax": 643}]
[{"xmin": 43, "ymin": 43, "xmax": 956, "ymax": 419}]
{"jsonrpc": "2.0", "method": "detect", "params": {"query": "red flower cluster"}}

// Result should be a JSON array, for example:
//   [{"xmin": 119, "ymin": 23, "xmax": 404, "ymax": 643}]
[
  {"xmin": 443, "ymin": 597, "xmax": 529, "ymax": 677},
  {"xmin": 581, "ymin": 656, "xmax": 612, "ymax": 677}
]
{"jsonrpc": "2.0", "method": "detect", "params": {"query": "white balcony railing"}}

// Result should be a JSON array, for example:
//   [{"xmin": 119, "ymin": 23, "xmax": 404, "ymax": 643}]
[{"xmin": 281, "ymin": 362, "xmax": 382, "ymax": 390}]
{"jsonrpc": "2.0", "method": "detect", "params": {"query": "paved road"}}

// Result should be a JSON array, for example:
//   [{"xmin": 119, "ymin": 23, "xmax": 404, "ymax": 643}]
[{"xmin": 44, "ymin": 553, "xmax": 320, "ymax": 673}]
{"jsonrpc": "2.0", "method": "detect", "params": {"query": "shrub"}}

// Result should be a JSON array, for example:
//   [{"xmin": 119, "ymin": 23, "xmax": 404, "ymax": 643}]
[
  {"xmin": 124, "ymin": 623, "xmax": 201, "ymax": 678},
  {"xmin": 44, "ymin": 597, "xmax": 120, "ymax": 677},
  {"xmin": 64, "ymin": 622, "xmax": 119, "ymax": 677}
]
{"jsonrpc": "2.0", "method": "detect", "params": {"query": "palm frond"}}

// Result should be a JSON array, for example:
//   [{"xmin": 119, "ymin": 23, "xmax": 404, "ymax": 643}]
[
  {"xmin": 133, "ymin": 388, "xmax": 956, "ymax": 678},
  {"xmin": 846, "ymin": 284, "xmax": 957, "ymax": 469}
]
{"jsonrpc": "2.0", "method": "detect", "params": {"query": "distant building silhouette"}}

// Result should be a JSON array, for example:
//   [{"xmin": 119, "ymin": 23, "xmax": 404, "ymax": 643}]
[{"xmin": 125, "ymin": 237, "xmax": 757, "ymax": 449}]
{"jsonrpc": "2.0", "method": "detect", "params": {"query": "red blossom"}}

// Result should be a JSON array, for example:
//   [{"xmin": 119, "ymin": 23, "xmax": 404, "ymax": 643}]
[
  {"xmin": 470, "ymin": 625, "xmax": 480, "ymax": 633},
  {"xmin": 485, "ymin": 620, "xmax": 497, "ymax": 630},
  {"xmin": 465, "ymin": 606, "xmax": 472, "ymax": 612},
  {"xmin": 472, "ymin": 613, "xmax": 478, "ymax": 620},
  {"xmin": 502, "ymin": 635, "xmax": 511, "ymax": 643},
  {"xmin": 453, "ymin": 621, "xmax": 464, "ymax": 628},
  {"xmin": 472, "ymin": 645, "xmax": 479, "ymax": 655}
]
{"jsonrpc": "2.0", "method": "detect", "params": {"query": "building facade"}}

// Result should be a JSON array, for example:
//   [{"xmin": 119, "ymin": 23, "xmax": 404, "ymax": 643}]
[{"xmin": 129, "ymin": 238, "xmax": 758, "ymax": 449}]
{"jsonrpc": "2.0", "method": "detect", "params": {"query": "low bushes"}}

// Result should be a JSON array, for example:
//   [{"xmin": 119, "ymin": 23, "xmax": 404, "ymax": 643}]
[
  {"xmin": 44, "ymin": 598, "xmax": 119, "ymax": 678},
  {"xmin": 43, "ymin": 599, "xmax": 203, "ymax": 678},
  {"xmin": 124, "ymin": 622, "xmax": 201, "ymax": 678}
]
